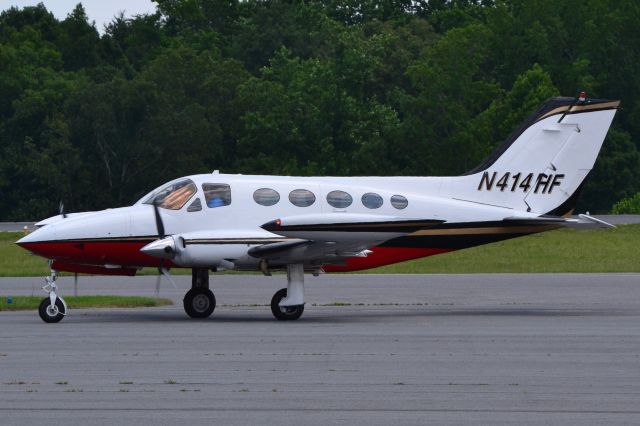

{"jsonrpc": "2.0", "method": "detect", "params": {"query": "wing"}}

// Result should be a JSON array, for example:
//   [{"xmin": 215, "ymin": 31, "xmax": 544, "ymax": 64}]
[{"xmin": 254, "ymin": 213, "xmax": 444, "ymax": 267}]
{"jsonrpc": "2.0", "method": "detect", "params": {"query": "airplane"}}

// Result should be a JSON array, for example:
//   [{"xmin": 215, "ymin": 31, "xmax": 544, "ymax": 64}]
[{"xmin": 17, "ymin": 93, "xmax": 619, "ymax": 323}]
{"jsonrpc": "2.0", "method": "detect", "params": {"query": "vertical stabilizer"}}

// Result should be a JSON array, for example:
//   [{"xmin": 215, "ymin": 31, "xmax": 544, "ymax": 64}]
[{"xmin": 452, "ymin": 96, "xmax": 619, "ymax": 214}]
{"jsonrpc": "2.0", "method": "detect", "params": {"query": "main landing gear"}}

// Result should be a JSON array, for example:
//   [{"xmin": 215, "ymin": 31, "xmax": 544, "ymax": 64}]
[
  {"xmin": 183, "ymin": 268, "xmax": 216, "ymax": 318},
  {"xmin": 270, "ymin": 264, "xmax": 305, "ymax": 321},
  {"xmin": 183, "ymin": 264, "xmax": 307, "ymax": 321},
  {"xmin": 39, "ymin": 268, "xmax": 67, "ymax": 323}
]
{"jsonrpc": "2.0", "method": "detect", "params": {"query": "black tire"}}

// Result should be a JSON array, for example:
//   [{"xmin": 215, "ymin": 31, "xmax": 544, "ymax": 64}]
[
  {"xmin": 183, "ymin": 288, "xmax": 216, "ymax": 319},
  {"xmin": 38, "ymin": 297, "xmax": 65, "ymax": 323},
  {"xmin": 270, "ymin": 288, "xmax": 304, "ymax": 321}
]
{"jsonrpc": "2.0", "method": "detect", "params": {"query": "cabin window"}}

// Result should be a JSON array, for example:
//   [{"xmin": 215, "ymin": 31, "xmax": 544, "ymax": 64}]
[
  {"xmin": 253, "ymin": 188, "xmax": 280, "ymax": 206},
  {"xmin": 289, "ymin": 189, "xmax": 316, "ymax": 207},
  {"xmin": 144, "ymin": 179, "xmax": 196, "ymax": 210},
  {"xmin": 390, "ymin": 195, "xmax": 408, "ymax": 209},
  {"xmin": 187, "ymin": 198, "xmax": 202, "ymax": 212},
  {"xmin": 203, "ymin": 183, "xmax": 231, "ymax": 208},
  {"xmin": 362, "ymin": 192, "xmax": 383, "ymax": 209},
  {"xmin": 327, "ymin": 190, "xmax": 353, "ymax": 209}
]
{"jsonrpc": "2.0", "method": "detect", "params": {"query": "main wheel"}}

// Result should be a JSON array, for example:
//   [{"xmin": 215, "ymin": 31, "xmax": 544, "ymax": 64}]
[
  {"xmin": 183, "ymin": 288, "xmax": 216, "ymax": 319},
  {"xmin": 38, "ymin": 297, "xmax": 66, "ymax": 323},
  {"xmin": 270, "ymin": 288, "xmax": 304, "ymax": 321}
]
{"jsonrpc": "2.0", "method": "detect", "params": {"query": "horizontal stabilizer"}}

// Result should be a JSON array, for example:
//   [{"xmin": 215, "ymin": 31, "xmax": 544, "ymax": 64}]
[{"xmin": 503, "ymin": 214, "xmax": 614, "ymax": 229}]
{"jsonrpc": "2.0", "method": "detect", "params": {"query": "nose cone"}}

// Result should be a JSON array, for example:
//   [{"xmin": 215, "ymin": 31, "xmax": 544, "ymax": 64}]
[
  {"xmin": 16, "ymin": 232, "xmax": 36, "ymax": 246},
  {"xmin": 141, "ymin": 237, "xmax": 176, "ymax": 259},
  {"xmin": 16, "ymin": 225, "xmax": 56, "ymax": 252}
]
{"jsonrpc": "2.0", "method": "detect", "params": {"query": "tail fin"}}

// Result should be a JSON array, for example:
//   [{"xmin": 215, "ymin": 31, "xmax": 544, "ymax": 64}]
[{"xmin": 453, "ymin": 96, "xmax": 619, "ymax": 215}]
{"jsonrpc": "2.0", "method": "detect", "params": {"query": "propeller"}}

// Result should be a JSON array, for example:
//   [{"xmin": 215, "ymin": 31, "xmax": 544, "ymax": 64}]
[
  {"xmin": 153, "ymin": 201, "xmax": 165, "ymax": 238},
  {"xmin": 151, "ymin": 200, "xmax": 177, "ymax": 296}
]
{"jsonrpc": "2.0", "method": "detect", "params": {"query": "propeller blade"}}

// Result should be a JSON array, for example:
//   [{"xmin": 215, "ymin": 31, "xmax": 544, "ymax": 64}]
[
  {"xmin": 153, "ymin": 201, "xmax": 165, "ymax": 238},
  {"xmin": 155, "ymin": 265, "xmax": 178, "ymax": 296},
  {"xmin": 160, "ymin": 267, "xmax": 178, "ymax": 289},
  {"xmin": 155, "ymin": 272, "xmax": 161, "ymax": 296}
]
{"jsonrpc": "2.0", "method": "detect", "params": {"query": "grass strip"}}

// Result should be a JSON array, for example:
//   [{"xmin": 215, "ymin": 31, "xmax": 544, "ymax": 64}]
[{"xmin": 0, "ymin": 295, "xmax": 173, "ymax": 311}]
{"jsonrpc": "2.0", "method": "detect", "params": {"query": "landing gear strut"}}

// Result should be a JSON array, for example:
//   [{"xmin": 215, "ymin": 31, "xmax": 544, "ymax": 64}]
[
  {"xmin": 39, "ymin": 268, "xmax": 67, "ymax": 323},
  {"xmin": 271, "ymin": 264, "xmax": 305, "ymax": 321},
  {"xmin": 183, "ymin": 268, "xmax": 215, "ymax": 319}
]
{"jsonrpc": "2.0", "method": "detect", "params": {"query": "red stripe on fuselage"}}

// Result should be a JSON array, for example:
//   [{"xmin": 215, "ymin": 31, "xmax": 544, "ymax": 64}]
[{"xmin": 18, "ymin": 240, "xmax": 164, "ymax": 268}]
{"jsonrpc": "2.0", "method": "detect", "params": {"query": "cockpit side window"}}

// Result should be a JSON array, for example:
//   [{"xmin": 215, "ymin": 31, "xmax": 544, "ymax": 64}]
[
  {"xmin": 144, "ymin": 179, "xmax": 196, "ymax": 210},
  {"xmin": 187, "ymin": 198, "xmax": 202, "ymax": 212},
  {"xmin": 203, "ymin": 183, "xmax": 231, "ymax": 208}
]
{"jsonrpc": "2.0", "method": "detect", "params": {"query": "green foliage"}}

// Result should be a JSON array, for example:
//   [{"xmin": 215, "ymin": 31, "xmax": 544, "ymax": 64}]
[
  {"xmin": 0, "ymin": 1, "xmax": 639, "ymax": 219},
  {"xmin": 612, "ymin": 193, "xmax": 640, "ymax": 214}
]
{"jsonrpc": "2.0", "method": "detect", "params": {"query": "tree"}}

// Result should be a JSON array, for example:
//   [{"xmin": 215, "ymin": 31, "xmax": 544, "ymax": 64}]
[
  {"xmin": 612, "ymin": 193, "xmax": 640, "ymax": 214},
  {"xmin": 55, "ymin": 3, "xmax": 99, "ymax": 70}
]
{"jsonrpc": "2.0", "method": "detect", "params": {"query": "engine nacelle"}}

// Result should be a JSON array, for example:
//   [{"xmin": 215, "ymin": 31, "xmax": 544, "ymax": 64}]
[{"xmin": 141, "ymin": 229, "xmax": 284, "ymax": 269}]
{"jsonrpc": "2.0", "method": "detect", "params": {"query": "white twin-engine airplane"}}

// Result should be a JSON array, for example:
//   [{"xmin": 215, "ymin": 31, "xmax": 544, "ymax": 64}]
[{"xmin": 17, "ymin": 94, "xmax": 619, "ymax": 323}]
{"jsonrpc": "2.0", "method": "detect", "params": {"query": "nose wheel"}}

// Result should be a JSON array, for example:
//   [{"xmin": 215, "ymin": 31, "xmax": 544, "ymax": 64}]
[
  {"xmin": 38, "ymin": 268, "xmax": 67, "ymax": 323},
  {"xmin": 39, "ymin": 297, "xmax": 66, "ymax": 323}
]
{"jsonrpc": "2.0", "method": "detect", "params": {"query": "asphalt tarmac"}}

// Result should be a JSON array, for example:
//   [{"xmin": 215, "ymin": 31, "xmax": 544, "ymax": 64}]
[{"xmin": 1, "ymin": 273, "xmax": 640, "ymax": 425}]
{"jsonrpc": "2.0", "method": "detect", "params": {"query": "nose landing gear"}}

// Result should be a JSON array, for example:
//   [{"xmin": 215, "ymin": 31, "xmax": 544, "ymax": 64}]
[{"xmin": 39, "ymin": 268, "xmax": 67, "ymax": 323}]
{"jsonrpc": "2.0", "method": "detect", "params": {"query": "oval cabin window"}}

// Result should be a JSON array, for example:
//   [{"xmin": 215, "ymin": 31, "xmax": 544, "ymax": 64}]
[
  {"xmin": 253, "ymin": 188, "xmax": 280, "ymax": 206},
  {"xmin": 327, "ymin": 190, "xmax": 353, "ymax": 209},
  {"xmin": 390, "ymin": 195, "xmax": 408, "ymax": 209},
  {"xmin": 361, "ymin": 192, "xmax": 383, "ymax": 209},
  {"xmin": 289, "ymin": 189, "xmax": 316, "ymax": 207}
]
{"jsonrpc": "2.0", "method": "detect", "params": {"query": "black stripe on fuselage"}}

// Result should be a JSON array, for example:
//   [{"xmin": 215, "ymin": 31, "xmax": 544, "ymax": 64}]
[
  {"xmin": 381, "ymin": 222, "xmax": 559, "ymax": 250},
  {"xmin": 262, "ymin": 219, "xmax": 444, "ymax": 233},
  {"xmin": 381, "ymin": 232, "xmax": 532, "ymax": 250},
  {"xmin": 184, "ymin": 238, "xmax": 288, "ymax": 245}
]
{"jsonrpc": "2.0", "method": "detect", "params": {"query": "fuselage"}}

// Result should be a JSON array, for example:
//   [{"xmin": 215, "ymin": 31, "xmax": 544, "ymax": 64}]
[{"xmin": 17, "ymin": 172, "xmax": 545, "ymax": 273}]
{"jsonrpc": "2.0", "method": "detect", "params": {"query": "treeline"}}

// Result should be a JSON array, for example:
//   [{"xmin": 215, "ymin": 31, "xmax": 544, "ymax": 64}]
[{"xmin": 1, "ymin": 0, "xmax": 639, "ymax": 220}]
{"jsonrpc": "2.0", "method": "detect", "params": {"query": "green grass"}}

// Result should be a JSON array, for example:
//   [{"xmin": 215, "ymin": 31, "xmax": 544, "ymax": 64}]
[
  {"xmin": 0, "ymin": 233, "xmax": 51, "ymax": 277},
  {"xmin": 2, "ymin": 225, "xmax": 639, "ymax": 276},
  {"xmin": 368, "ymin": 225, "xmax": 640, "ymax": 273},
  {"xmin": 0, "ymin": 295, "xmax": 173, "ymax": 311}
]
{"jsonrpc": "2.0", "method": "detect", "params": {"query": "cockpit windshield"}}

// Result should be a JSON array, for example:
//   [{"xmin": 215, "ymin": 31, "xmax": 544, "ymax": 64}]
[{"xmin": 143, "ymin": 179, "xmax": 197, "ymax": 210}]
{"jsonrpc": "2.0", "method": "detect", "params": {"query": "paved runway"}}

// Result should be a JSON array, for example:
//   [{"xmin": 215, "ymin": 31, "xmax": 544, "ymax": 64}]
[{"xmin": 1, "ymin": 273, "xmax": 640, "ymax": 425}]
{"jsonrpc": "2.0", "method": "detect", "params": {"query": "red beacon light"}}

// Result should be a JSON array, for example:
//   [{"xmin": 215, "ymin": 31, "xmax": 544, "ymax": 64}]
[{"xmin": 578, "ymin": 91, "xmax": 587, "ymax": 102}]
